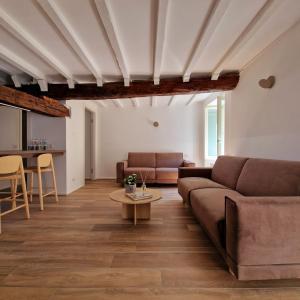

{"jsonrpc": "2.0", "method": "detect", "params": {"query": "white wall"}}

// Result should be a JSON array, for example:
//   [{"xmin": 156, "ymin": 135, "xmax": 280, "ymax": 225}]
[
  {"xmin": 27, "ymin": 100, "xmax": 99, "ymax": 195},
  {"xmin": 27, "ymin": 111, "xmax": 67, "ymax": 194},
  {"xmin": 98, "ymin": 103, "xmax": 204, "ymax": 178},
  {"xmin": 65, "ymin": 100, "xmax": 99, "ymax": 194},
  {"xmin": 226, "ymin": 21, "xmax": 300, "ymax": 161}
]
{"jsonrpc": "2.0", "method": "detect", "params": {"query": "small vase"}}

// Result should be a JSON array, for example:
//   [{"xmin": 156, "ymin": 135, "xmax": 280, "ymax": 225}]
[
  {"xmin": 125, "ymin": 183, "xmax": 136, "ymax": 194},
  {"xmin": 141, "ymin": 182, "xmax": 147, "ymax": 195}
]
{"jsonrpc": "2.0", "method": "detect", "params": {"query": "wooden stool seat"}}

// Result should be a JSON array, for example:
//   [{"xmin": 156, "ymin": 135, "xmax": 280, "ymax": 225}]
[
  {"xmin": 0, "ymin": 155, "xmax": 30, "ymax": 234},
  {"xmin": 25, "ymin": 153, "xmax": 58, "ymax": 210}
]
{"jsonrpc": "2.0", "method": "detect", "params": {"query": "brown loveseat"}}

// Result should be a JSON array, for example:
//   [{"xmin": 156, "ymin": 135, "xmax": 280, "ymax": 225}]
[
  {"xmin": 178, "ymin": 155, "xmax": 300, "ymax": 281},
  {"xmin": 117, "ymin": 152, "xmax": 195, "ymax": 184}
]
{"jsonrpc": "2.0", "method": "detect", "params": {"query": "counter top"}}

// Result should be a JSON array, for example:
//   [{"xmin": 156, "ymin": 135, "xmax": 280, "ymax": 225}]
[{"xmin": 0, "ymin": 150, "xmax": 65, "ymax": 158}]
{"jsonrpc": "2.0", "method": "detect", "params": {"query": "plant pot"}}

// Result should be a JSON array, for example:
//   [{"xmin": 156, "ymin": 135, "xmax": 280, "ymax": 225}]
[{"xmin": 125, "ymin": 183, "xmax": 136, "ymax": 194}]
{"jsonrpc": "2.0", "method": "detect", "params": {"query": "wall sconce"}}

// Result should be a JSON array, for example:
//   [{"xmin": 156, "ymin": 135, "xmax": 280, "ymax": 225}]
[
  {"xmin": 258, "ymin": 76, "xmax": 275, "ymax": 89},
  {"xmin": 153, "ymin": 121, "xmax": 159, "ymax": 127}
]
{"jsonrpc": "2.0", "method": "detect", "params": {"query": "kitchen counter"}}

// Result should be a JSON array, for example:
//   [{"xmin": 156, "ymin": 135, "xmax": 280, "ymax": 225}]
[{"xmin": 0, "ymin": 150, "xmax": 65, "ymax": 158}]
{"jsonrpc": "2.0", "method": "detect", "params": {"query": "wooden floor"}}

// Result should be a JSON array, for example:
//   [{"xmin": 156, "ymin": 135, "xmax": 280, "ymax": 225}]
[{"xmin": 0, "ymin": 180, "xmax": 300, "ymax": 300}]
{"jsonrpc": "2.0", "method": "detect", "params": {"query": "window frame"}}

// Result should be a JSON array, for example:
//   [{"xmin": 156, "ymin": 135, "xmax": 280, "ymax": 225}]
[{"xmin": 204, "ymin": 95, "xmax": 225, "ymax": 164}]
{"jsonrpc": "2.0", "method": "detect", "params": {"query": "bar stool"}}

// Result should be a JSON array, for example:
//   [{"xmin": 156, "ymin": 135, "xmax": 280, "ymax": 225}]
[
  {"xmin": 25, "ymin": 153, "xmax": 59, "ymax": 211},
  {"xmin": 0, "ymin": 155, "xmax": 30, "ymax": 234}
]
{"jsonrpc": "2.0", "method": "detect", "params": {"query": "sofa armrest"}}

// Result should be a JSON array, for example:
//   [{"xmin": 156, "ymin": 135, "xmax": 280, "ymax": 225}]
[
  {"xmin": 225, "ymin": 195, "xmax": 300, "ymax": 267},
  {"xmin": 178, "ymin": 167, "xmax": 212, "ymax": 179},
  {"xmin": 183, "ymin": 160, "xmax": 196, "ymax": 167},
  {"xmin": 116, "ymin": 160, "xmax": 128, "ymax": 184}
]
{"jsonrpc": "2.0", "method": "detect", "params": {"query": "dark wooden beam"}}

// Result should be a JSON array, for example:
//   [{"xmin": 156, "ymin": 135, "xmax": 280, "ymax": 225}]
[
  {"xmin": 0, "ymin": 86, "xmax": 70, "ymax": 117},
  {"xmin": 15, "ymin": 73, "xmax": 239, "ymax": 100}
]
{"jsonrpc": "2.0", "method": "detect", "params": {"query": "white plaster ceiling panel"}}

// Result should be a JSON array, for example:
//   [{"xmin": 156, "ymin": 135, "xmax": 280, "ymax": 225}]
[
  {"xmin": 193, "ymin": 0, "xmax": 267, "ymax": 73},
  {"xmin": 96, "ymin": 93, "xmax": 220, "ymax": 109},
  {"xmin": 130, "ymin": 97, "xmax": 150, "ymax": 108},
  {"xmin": 0, "ymin": 26, "xmax": 57, "ymax": 76},
  {"xmin": 0, "ymin": 0, "xmax": 89, "ymax": 76},
  {"xmin": 0, "ymin": 57, "xmax": 21, "ymax": 74},
  {"xmin": 225, "ymin": 0, "xmax": 300, "ymax": 70},
  {"xmin": 108, "ymin": 0, "xmax": 154, "ymax": 76},
  {"xmin": 194, "ymin": 93, "xmax": 211, "ymax": 102},
  {"xmin": 157, "ymin": 95, "xmax": 172, "ymax": 106},
  {"xmin": 0, "ymin": 0, "xmax": 298, "ymax": 85},
  {"xmin": 53, "ymin": 0, "xmax": 122, "ymax": 77},
  {"xmin": 100, "ymin": 99, "xmax": 114, "ymax": 108},
  {"xmin": 171, "ymin": 94, "xmax": 191, "ymax": 106},
  {"xmin": 161, "ymin": 0, "xmax": 213, "ymax": 75}
]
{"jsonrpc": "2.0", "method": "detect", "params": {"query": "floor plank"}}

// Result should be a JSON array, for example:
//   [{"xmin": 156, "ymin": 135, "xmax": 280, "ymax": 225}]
[{"xmin": 0, "ymin": 179, "xmax": 299, "ymax": 299}]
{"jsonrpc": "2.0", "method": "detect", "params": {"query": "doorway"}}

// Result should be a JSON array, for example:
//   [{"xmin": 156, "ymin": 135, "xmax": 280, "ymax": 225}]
[{"xmin": 85, "ymin": 109, "xmax": 94, "ymax": 181}]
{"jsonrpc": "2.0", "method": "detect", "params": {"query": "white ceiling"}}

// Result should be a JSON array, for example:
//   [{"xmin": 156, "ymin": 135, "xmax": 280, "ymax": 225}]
[
  {"xmin": 95, "ymin": 93, "xmax": 215, "ymax": 108},
  {"xmin": 0, "ymin": 0, "xmax": 299, "ymax": 102}
]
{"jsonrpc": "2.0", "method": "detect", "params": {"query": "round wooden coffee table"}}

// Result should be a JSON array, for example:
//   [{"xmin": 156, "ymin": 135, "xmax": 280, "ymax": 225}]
[{"xmin": 109, "ymin": 188, "xmax": 161, "ymax": 225}]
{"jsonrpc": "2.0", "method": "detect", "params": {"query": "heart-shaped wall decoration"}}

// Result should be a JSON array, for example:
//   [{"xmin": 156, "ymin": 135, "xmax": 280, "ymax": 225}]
[{"xmin": 258, "ymin": 76, "xmax": 275, "ymax": 89}]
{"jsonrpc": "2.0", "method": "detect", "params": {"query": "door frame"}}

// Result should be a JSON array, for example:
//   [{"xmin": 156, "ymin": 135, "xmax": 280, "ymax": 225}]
[{"xmin": 85, "ymin": 107, "xmax": 96, "ymax": 180}]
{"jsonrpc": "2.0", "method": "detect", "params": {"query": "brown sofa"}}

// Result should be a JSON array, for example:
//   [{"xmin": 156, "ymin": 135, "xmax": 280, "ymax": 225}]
[
  {"xmin": 178, "ymin": 155, "xmax": 300, "ymax": 280},
  {"xmin": 117, "ymin": 152, "xmax": 195, "ymax": 184}
]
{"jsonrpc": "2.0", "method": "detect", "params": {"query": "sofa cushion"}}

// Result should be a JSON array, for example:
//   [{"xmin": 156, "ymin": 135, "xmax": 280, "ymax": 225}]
[
  {"xmin": 156, "ymin": 152, "xmax": 183, "ymax": 168},
  {"xmin": 178, "ymin": 177, "xmax": 227, "ymax": 205},
  {"xmin": 190, "ymin": 188, "xmax": 242, "ymax": 249},
  {"xmin": 156, "ymin": 168, "xmax": 178, "ymax": 180},
  {"xmin": 212, "ymin": 156, "xmax": 248, "ymax": 189},
  {"xmin": 236, "ymin": 158, "xmax": 300, "ymax": 196},
  {"xmin": 124, "ymin": 167, "xmax": 155, "ymax": 181},
  {"xmin": 128, "ymin": 152, "xmax": 156, "ymax": 168}
]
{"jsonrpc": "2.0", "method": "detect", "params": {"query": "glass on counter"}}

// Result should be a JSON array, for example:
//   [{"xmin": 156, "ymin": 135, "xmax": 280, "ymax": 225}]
[{"xmin": 28, "ymin": 138, "xmax": 50, "ymax": 151}]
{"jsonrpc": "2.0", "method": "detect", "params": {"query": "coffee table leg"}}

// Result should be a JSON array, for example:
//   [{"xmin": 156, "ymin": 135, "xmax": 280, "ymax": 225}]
[{"xmin": 122, "ymin": 203, "xmax": 151, "ymax": 225}]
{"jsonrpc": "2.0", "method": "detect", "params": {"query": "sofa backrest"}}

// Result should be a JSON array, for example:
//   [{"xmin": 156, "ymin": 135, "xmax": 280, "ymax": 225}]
[
  {"xmin": 236, "ymin": 158, "xmax": 300, "ymax": 196},
  {"xmin": 128, "ymin": 152, "xmax": 156, "ymax": 168},
  {"xmin": 212, "ymin": 156, "xmax": 248, "ymax": 189},
  {"xmin": 156, "ymin": 152, "xmax": 183, "ymax": 168}
]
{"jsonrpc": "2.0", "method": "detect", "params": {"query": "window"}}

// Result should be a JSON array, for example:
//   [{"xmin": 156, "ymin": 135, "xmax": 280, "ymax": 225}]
[{"xmin": 205, "ymin": 96, "xmax": 225, "ymax": 164}]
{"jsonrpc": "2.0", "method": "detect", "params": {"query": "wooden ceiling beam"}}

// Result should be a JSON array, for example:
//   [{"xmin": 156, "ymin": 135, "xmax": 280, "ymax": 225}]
[
  {"xmin": 112, "ymin": 99, "xmax": 124, "ymax": 108},
  {"xmin": 15, "ymin": 73, "xmax": 239, "ymax": 100},
  {"xmin": 211, "ymin": 0, "xmax": 280, "ymax": 80},
  {"xmin": 0, "ymin": 63, "xmax": 15, "ymax": 76},
  {"xmin": 0, "ymin": 44, "xmax": 48, "ymax": 91},
  {"xmin": 150, "ymin": 96, "xmax": 157, "ymax": 107},
  {"xmin": 37, "ymin": 0, "xmax": 102, "ymax": 84},
  {"xmin": 95, "ymin": 0, "xmax": 130, "ymax": 86},
  {"xmin": 183, "ymin": 0, "xmax": 230, "ymax": 82},
  {"xmin": 186, "ymin": 94, "xmax": 197, "ymax": 106},
  {"xmin": 0, "ymin": 6, "xmax": 74, "ymax": 83},
  {"xmin": 92, "ymin": 100, "xmax": 107, "ymax": 108},
  {"xmin": 0, "ymin": 86, "xmax": 69, "ymax": 117},
  {"xmin": 11, "ymin": 75, "xmax": 21, "ymax": 88},
  {"xmin": 168, "ymin": 95, "xmax": 175, "ymax": 106},
  {"xmin": 153, "ymin": 0, "xmax": 170, "ymax": 85},
  {"xmin": 131, "ymin": 98, "xmax": 139, "ymax": 108}
]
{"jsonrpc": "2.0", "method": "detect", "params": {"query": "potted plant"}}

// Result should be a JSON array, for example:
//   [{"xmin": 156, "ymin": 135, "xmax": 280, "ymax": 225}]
[{"xmin": 124, "ymin": 174, "xmax": 137, "ymax": 193}]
